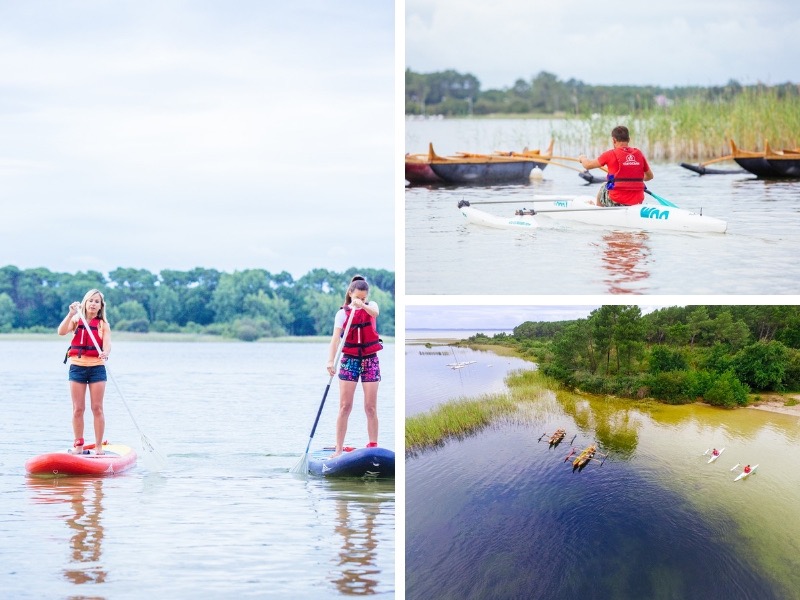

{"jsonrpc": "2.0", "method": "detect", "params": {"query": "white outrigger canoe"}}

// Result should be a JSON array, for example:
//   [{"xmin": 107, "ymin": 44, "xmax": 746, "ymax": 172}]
[
  {"xmin": 705, "ymin": 447, "xmax": 725, "ymax": 463},
  {"xmin": 457, "ymin": 195, "xmax": 727, "ymax": 234},
  {"xmin": 733, "ymin": 463, "xmax": 759, "ymax": 481}
]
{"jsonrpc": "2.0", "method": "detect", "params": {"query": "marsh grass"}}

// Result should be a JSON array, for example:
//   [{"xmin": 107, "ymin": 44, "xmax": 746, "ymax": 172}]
[
  {"xmin": 576, "ymin": 89, "xmax": 800, "ymax": 160},
  {"xmin": 405, "ymin": 367, "xmax": 558, "ymax": 455}
]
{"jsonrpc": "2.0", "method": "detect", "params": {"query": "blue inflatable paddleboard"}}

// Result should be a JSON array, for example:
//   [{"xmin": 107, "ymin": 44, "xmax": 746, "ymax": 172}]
[{"xmin": 308, "ymin": 447, "xmax": 395, "ymax": 479}]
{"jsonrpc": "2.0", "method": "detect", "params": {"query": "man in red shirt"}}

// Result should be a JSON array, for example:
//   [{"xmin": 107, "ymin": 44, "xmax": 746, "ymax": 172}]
[{"xmin": 579, "ymin": 125, "xmax": 654, "ymax": 206}]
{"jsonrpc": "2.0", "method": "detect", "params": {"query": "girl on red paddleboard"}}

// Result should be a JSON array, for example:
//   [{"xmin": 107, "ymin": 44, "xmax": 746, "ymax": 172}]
[
  {"xmin": 326, "ymin": 275, "xmax": 383, "ymax": 458},
  {"xmin": 57, "ymin": 289, "xmax": 112, "ymax": 455}
]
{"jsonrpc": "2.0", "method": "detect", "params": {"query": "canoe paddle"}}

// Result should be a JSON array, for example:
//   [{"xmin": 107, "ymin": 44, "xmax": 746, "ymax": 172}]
[
  {"xmin": 644, "ymin": 188, "xmax": 679, "ymax": 208},
  {"xmin": 74, "ymin": 307, "xmax": 166, "ymax": 470},
  {"xmin": 291, "ymin": 303, "xmax": 358, "ymax": 475}
]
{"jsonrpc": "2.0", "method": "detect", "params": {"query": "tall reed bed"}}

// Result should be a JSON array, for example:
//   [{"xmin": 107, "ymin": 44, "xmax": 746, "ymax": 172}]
[{"xmin": 557, "ymin": 88, "xmax": 800, "ymax": 160}]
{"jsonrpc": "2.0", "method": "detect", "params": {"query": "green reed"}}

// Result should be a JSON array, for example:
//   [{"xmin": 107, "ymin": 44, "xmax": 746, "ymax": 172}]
[
  {"xmin": 405, "ymin": 368, "xmax": 557, "ymax": 454},
  {"xmin": 571, "ymin": 88, "xmax": 800, "ymax": 160}
]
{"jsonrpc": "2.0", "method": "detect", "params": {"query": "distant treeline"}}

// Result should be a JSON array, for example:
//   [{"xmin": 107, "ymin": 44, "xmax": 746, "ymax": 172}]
[
  {"xmin": 0, "ymin": 265, "xmax": 395, "ymax": 340},
  {"xmin": 466, "ymin": 306, "xmax": 800, "ymax": 407},
  {"xmin": 406, "ymin": 68, "xmax": 800, "ymax": 117}
]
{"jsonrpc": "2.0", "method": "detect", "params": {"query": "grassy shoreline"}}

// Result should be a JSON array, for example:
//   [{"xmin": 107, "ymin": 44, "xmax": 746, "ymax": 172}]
[{"xmin": 406, "ymin": 340, "xmax": 800, "ymax": 455}]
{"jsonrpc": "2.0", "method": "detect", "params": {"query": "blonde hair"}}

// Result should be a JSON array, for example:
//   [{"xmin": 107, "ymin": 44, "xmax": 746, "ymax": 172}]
[{"xmin": 80, "ymin": 288, "xmax": 109, "ymax": 323}]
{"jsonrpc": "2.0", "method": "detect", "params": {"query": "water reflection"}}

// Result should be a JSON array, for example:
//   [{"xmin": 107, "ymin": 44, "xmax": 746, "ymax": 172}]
[
  {"xmin": 324, "ymin": 481, "xmax": 393, "ymax": 596},
  {"xmin": 28, "ymin": 478, "xmax": 107, "ymax": 586},
  {"xmin": 595, "ymin": 230, "xmax": 651, "ymax": 294}
]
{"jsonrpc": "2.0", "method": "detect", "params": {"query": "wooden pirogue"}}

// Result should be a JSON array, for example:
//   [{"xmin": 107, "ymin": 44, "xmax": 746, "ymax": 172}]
[
  {"xmin": 564, "ymin": 443, "xmax": 609, "ymax": 471},
  {"xmin": 405, "ymin": 140, "xmax": 553, "ymax": 185}
]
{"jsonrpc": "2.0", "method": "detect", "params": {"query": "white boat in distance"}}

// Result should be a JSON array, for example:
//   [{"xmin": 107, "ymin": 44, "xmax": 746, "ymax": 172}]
[{"xmin": 457, "ymin": 195, "xmax": 727, "ymax": 234}]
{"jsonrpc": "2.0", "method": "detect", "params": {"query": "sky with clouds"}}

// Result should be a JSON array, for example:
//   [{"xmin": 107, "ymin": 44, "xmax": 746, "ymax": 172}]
[
  {"xmin": 1, "ymin": 1, "xmax": 394, "ymax": 279},
  {"xmin": 406, "ymin": 0, "xmax": 800, "ymax": 89},
  {"xmin": 405, "ymin": 303, "xmax": 678, "ymax": 331},
  {"xmin": 406, "ymin": 304, "xmax": 601, "ymax": 330}
]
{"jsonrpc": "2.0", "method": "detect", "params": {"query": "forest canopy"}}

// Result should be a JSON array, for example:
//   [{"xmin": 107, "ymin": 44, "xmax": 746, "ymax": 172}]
[
  {"xmin": 466, "ymin": 305, "xmax": 800, "ymax": 408},
  {"xmin": 0, "ymin": 265, "xmax": 395, "ymax": 341},
  {"xmin": 406, "ymin": 68, "xmax": 800, "ymax": 116}
]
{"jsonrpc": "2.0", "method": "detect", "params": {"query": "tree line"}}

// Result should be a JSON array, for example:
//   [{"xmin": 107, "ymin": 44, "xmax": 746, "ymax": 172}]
[
  {"xmin": 466, "ymin": 305, "xmax": 800, "ymax": 407},
  {"xmin": 406, "ymin": 68, "xmax": 800, "ymax": 116},
  {"xmin": 0, "ymin": 265, "xmax": 395, "ymax": 340}
]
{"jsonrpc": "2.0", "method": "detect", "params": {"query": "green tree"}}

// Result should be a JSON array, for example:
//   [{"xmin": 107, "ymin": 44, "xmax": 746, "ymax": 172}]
[
  {"xmin": 0, "ymin": 292, "xmax": 15, "ymax": 332},
  {"xmin": 648, "ymin": 346, "xmax": 687, "ymax": 374},
  {"xmin": 242, "ymin": 291, "xmax": 294, "ymax": 336},
  {"xmin": 733, "ymin": 340, "xmax": 789, "ymax": 390}
]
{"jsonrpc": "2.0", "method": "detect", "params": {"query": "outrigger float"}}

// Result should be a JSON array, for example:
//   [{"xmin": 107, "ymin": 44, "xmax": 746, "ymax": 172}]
[
  {"xmin": 457, "ymin": 194, "xmax": 727, "ymax": 234},
  {"xmin": 537, "ymin": 428, "xmax": 576, "ymax": 449},
  {"xmin": 563, "ymin": 443, "xmax": 609, "ymax": 472}
]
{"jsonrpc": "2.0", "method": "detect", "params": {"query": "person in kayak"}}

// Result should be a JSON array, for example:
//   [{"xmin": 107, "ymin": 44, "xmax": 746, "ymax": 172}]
[
  {"xmin": 57, "ymin": 289, "xmax": 112, "ymax": 455},
  {"xmin": 743, "ymin": 464, "xmax": 752, "ymax": 474},
  {"xmin": 712, "ymin": 448, "xmax": 720, "ymax": 456},
  {"xmin": 579, "ymin": 125, "xmax": 654, "ymax": 207},
  {"xmin": 326, "ymin": 275, "xmax": 383, "ymax": 458}
]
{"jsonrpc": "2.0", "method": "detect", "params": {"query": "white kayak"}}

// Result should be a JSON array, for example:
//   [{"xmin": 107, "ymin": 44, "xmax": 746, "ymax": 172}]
[
  {"xmin": 707, "ymin": 447, "xmax": 725, "ymax": 463},
  {"xmin": 734, "ymin": 464, "xmax": 759, "ymax": 481},
  {"xmin": 458, "ymin": 195, "xmax": 727, "ymax": 233}
]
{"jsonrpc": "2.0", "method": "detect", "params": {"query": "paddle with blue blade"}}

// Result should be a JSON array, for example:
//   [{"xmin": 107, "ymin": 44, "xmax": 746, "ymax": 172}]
[{"xmin": 644, "ymin": 188, "xmax": 679, "ymax": 207}]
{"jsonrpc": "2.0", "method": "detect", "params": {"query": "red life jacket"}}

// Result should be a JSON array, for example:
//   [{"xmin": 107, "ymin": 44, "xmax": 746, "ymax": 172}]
[
  {"xmin": 608, "ymin": 147, "xmax": 646, "ymax": 194},
  {"xmin": 341, "ymin": 306, "xmax": 383, "ymax": 357},
  {"xmin": 68, "ymin": 318, "xmax": 103, "ymax": 358}
]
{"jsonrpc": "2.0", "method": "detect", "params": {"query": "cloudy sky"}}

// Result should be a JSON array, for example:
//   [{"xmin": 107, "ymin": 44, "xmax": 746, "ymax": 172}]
[
  {"xmin": 405, "ymin": 302, "xmax": 680, "ymax": 330},
  {"xmin": 1, "ymin": 1, "xmax": 395, "ymax": 279},
  {"xmin": 406, "ymin": 0, "xmax": 800, "ymax": 89},
  {"xmin": 406, "ymin": 304, "xmax": 601, "ymax": 330}
]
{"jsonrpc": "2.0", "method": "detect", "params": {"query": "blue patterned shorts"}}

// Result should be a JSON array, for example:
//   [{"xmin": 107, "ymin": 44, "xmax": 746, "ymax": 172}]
[{"xmin": 338, "ymin": 355, "xmax": 381, "ymax": 382}]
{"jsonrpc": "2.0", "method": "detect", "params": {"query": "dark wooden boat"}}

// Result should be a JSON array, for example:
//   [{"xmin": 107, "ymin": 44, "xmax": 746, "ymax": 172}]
[
  {"xmin": 730, "ymin": 139, "xmax": 800, "ymax": 178},
  {"xmin": 406, "ymin": 141, "xmax": 553, "ymax": 185},
  {"xmin": 764, "ymin": 141, "xmax": 800, "ymax": 178},
  {"xmin": 405, "ymin": 152, "xmax": 445, "ymax": 185}
]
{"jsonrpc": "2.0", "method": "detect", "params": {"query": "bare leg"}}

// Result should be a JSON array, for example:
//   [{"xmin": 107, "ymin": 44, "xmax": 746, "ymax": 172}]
[
  {"xmin": 332, "ymin": 380, "xmax": 357, "ymax": 458},
  {"xmin": 88, "ymin": 381, "xmax": 106, "ymax": 454},
  {"xmin": 362, "ymin": 381, "xmax": 379, "ymax": 445},
  {"xmin": 71, "ymin": 382, "xmax": 87, "ymax": 453}
]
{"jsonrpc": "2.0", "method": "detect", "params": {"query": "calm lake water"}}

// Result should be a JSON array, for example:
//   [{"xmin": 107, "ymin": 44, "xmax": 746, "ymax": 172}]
[
  {"xmin": 1, "ymin": 339, "xmax": 395, "ymax": 599},
  {"xmin": 406, "ymin": 118, "xmax": 800, "ymax": 295},
  {"xmin": 405, "ymin": 346, "xmax": 800, "ymax": 600},
  {"xmin": 405, "ymin": 342, "xmax": 534, "ymax": 417}
]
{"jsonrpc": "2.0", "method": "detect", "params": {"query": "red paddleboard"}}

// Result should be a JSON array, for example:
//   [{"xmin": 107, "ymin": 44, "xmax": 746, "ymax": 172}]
[{"xmin": 25, "ymin": 442, "xmax": 137, "ymax": 477}]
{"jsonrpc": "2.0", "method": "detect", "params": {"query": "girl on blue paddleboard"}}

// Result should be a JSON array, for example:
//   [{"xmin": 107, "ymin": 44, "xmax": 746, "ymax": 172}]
[
  {"xmin": 57, "ymin": 289, "xmax": 112, "ymax": 455},
  {"xmin": 326, "ymin": 275, "xmax": 383, "ymax": 458}
]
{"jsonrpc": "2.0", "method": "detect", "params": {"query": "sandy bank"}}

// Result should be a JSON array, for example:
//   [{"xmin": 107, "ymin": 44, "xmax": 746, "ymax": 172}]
[{"xmin": 746, "ymin": 394, "xmax": 800, "ymax": 417}]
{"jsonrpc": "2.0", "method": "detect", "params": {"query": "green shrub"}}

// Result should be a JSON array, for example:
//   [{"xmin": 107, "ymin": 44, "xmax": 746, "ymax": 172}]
[{"xmin": 705, "ymin": 371, "xmax": 750, "ymax": 407}]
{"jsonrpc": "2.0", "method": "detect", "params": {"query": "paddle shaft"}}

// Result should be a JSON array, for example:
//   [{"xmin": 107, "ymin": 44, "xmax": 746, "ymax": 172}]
[{"xmin": 304, "ymin": 304, "xmax": 358, "ymax": 453}]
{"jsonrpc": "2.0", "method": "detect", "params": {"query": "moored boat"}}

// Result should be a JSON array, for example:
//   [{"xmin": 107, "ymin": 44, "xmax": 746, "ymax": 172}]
[
  {"xmin": 730, "ymin": 140, "xmax": 800, "ymax": 178},
  {"xmin": 405, "ymin": 152, "xmax": 445, "ymax": 185},
  {"xmin": 25, "ymin": 443, "xmax": 137, "ymax": 477},
  {"xmin": 406, "ymin": 141, "xmax": 553, "ymax": 185},
  {"xmin": 764, "ymin": 142, "xmax": 800, "ymax": 177},
  {"xmin": 457, "ymin": 195, "xmax": 727, "ymax": 234}
]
